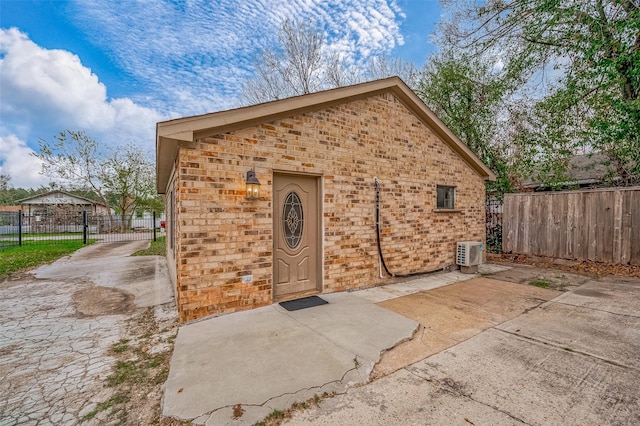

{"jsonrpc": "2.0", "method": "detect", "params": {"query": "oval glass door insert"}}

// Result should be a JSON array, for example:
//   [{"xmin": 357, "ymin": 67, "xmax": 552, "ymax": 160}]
[{"xmin": 282, "ymin": 191, "xmax": 304, "ymax": 249}]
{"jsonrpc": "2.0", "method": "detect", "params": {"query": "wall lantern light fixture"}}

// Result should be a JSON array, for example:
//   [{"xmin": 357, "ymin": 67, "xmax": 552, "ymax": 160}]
[{"xmin": 245, "ymin": 169, "xmax": 261, "ymax": 200}]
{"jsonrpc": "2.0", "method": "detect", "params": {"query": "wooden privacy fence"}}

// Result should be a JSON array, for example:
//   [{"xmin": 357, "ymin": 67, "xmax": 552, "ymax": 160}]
[{"xmin": 503, "ymin": 187, "xmax": 640, "ymax": 265}]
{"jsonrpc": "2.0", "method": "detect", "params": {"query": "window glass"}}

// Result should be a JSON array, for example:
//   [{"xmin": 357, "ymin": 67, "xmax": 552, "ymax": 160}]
[
  {"xmin": 282, "ymin": 192, "xmax": 304, "ymax": 249},
  {"xmin": 437, "ymin": 185, "xmax": 455, "ymax": 209}
]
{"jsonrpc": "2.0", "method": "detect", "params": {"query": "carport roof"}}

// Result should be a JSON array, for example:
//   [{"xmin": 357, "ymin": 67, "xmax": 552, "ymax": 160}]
[{"xmin": 155, "ymin": 76, "xmax": 496, "ymax": 193}]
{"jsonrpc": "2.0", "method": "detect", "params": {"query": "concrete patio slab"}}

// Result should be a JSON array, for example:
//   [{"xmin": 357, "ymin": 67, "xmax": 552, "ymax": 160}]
[
  {"xmin": 552, "ymin": 275, "xmax": 640, "ymax": 317},
  {"xmin": 372, "ymin": 278, "xmax": 560, "ymax": 377},
  {"xmin": 406, "ymin": 328, "xmax": 640, "ymax": 425},
  {"xmin": 287, "ymin": 272, "xmax": 640, "ymax": 426},
  {"xmin": 290, "ymin": 327, "xmax": 640, "ymax": 425},
  {"xmin": 352, "ymin": 264, "xmax": 513, "ymax": 304},
  {"xmin": 498, "ymin": 278, "xmax": 640, "ymax": 370},
  {"xmin": 288, "ymin": 367, "xmax": 525, "ymax": 425},
  {"xmin": 162, "ymin": 292, "xmax": 418, "ymax": 424}
]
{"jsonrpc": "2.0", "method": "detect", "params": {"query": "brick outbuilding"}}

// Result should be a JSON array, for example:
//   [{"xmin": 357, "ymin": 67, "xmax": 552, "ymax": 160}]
[{"xmin": 156, "ymin": 77, "xmax": 495, "ymax": 323}]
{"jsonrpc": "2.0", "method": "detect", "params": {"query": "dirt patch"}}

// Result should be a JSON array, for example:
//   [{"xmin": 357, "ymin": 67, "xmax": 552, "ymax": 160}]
[
  {"xmin": 482, "ymin": 260, "xmax": 593, "ymax": 291},
  {"xmin": 488, "ymin": 253, "xmax": 640, "ymax": 278},
  {"xmin": 0, "ymin": 272, "xmax": 36, "ymax": 290},
  {"xmin": 72, "ymin": 286, "xmax": 136, "ymax": 317},
  {"xmin": 372, "ymin": 278, "xmax": 559, "ymax": 379}
]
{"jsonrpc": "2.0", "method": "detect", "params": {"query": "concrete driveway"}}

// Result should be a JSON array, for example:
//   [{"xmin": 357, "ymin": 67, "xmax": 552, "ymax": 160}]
[
  {"xmin": 288, "ymin": 271, "xmax": 640, "ymax": 425},
  {"xmin": 166, "ymin": 264, "xmax": 621, "ymax": 425},
  {"xmin": 0, "ymin": 241, "xmax": 174, "ymax": 425}
]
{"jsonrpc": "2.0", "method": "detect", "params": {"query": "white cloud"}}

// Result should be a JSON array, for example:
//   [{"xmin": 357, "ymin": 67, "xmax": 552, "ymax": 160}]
[
  {"xmin": 0, "ymin": 2, "xmax": 407, "ymax": 187},
  {"xmin": 68, "ymin": 0, "xmax": 406, "ymax": 114},
  {"xmin": 0, "ymin": 135, "xmax": 48, "ymax": 188},
  {"xmin": 0, "ymin": 28, "xmax": 112, "ymax": 129},
  {"xmin": 0, "ymin": 28, "xmax": 165, "ymax": 152}
]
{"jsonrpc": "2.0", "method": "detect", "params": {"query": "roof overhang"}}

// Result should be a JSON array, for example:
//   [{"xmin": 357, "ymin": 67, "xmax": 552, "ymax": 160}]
[{"xmin": 156, "ymin": 77, "xmax": 496, "ymax": 193}]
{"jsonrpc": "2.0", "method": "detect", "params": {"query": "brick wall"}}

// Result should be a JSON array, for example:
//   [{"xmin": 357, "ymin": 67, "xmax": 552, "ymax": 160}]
[{"xmin": 170, "ymin": 92, "xmax": 486, "ymax": 322}]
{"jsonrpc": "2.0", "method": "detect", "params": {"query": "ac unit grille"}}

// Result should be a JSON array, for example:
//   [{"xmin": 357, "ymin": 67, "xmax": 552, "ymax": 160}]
[{"xmin": 457, "ymin": 242, "xmax": 483, "ymax": 266}]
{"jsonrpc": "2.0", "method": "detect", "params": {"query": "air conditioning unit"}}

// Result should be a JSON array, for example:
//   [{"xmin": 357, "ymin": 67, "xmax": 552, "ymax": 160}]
[{"xmin": 457, "ymin": 241, "xmax": 483, "ymax": 267}]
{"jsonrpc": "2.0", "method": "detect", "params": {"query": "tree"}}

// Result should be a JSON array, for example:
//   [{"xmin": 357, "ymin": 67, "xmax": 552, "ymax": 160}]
[
  {"xmin": 0, "ymin": 174, "xmax": 9, "ymax": 190},
  {"xmin": 34, "ymin": 130, "xmax": 159, "ymax": 229},
  {"xmin": 243, "ymin": 19, "xmax": 325, "ymax": 103},
  {"xmin": 367, "ymin": 56, "xmax": 421, "ymax": 90},
  {"xmin": 439, "ymin": 0, "xmax": 640, "ymax": 186},
  {"xmin": 243, "ymin": 19, "xmax": 420, "ymax": 104},
  {"xmin": 418, "ymin": 52, "xmax": 516, "ymax": 196},
  {"xmin": 34, "ymin": 130, "xmax": 107, "ymax": 204},
  {"xmin": 0, "ymin": 174, "xmax": 12, "ymax": 205},
  {"xmin": 102, "ymin": 143, "xmax": 158, "ymax": 228}
]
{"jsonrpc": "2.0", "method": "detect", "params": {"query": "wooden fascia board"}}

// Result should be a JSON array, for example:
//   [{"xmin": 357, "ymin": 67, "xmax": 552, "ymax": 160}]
[
  {"xmin": 157, "ymin": 79, "xmax": 398, "ymax": 138},
  {"xmin": 156, "ymin": 128, "xmax": 194, "ymax": 194}
]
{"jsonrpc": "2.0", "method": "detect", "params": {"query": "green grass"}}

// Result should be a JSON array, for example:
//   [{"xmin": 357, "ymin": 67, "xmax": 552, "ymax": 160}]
[
  {"xmin": 0, "ymin": 232, "xmax": 83, "ymax": 238},
  {"xmin": 82, "ymin": 393, "xmax": 129, "ymax": 421},
  {"xmin": 131, "ymin": 236, "xmax": 166, "ymax": 257},
  {"xmin": 0, "ymin": 240, "xmax": 92, "ymax": 278},
  {"xmin": 529, "ymin": 279, "xmax": 551, "ymax": 288}
]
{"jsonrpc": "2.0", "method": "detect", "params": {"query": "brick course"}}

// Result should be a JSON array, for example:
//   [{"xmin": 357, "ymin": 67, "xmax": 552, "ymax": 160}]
[{"xmin": 169, "ymin": 92, "xmax": 486, "ymax": 322}]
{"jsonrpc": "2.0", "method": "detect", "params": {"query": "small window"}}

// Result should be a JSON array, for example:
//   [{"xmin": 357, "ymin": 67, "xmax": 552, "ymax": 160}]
[
  {"xmin": 135, "ymin": 210, "xmax": 143, "ymax": 219},
  {"xmin": 437, "ymin": 185, "xmax": 456, "ymax": 209}
]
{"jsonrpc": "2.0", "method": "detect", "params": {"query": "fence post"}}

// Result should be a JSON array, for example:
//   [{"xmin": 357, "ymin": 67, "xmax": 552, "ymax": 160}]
[
  {"xmin": 153, "ymin": 211, "xmax": 157, "ymax": 242},
  {"xmin": 18, "ymin": 209, "xmax": 22, "ymax": 247},
  {"xmin": 83, "ymin": 211, "xmax": 88, "ymax": 244}
]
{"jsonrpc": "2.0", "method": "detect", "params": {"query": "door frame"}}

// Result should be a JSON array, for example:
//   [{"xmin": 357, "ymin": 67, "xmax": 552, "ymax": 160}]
[{"xmin": 272, "ymin": 171, "xmax": 323, "ymax": 302}]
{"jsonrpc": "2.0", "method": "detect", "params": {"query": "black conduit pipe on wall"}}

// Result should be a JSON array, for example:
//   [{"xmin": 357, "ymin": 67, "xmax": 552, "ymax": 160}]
[{"xmin": 374, "ymin": 177, "xmax": 442, "ymax": 278}]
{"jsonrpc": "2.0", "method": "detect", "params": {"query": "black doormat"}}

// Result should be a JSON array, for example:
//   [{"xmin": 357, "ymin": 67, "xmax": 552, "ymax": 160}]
[{"xmin": 279, "ymin": 295, "xmax": 328, "ymax": 311}]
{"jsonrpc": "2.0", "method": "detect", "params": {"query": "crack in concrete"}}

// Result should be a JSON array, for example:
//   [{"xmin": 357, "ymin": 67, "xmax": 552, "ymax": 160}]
[
  {"xmin": 191, "ymin": 365, "xmax": 357, "ymax": 425},
  {"xmin": 0, "ymin": 242, "xmax": 172, "ymax": 425},
  {"xmin": 375, "ymin": 321, "xmax": 421, "ymax": 359},
  {"xmin": 403, "ymin": 367, "xmax": 533, "ymax": 426}
]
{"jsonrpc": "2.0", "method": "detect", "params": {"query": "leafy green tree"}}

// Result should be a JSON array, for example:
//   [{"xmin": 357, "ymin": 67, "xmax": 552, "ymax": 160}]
[
  {"xmin": 440, "ymin": 0, "xmax": 640, "ymax": 186},
  {"xmin": 0, "ymin": 175, "xmax": 46, "ymax": 205},
  {"xmin": 34, "ymin": 130, "xmax": 159, "ymax": 228},
  {"xmin": 102, "ymin": 143, "xmax": 157, "ymax": 228},
  {"xmin": 418, "ymin": 52, "xmax": 516, "ymax": 196}
]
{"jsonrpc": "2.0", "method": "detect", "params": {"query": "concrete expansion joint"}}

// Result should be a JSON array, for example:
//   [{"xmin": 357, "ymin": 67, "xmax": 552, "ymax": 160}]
[
  {"xmin": 495, "ymin": 328, "xmax": 636, "ymax": 372},
  {"xmin": 552, "ymin": 300, "xmax": 640, "ymax": 319}
]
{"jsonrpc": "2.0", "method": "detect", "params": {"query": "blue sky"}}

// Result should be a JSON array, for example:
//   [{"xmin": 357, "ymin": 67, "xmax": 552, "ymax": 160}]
[{"xmin": 0, "ymin": 0, "xmax": 442, "ymax": 188}]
